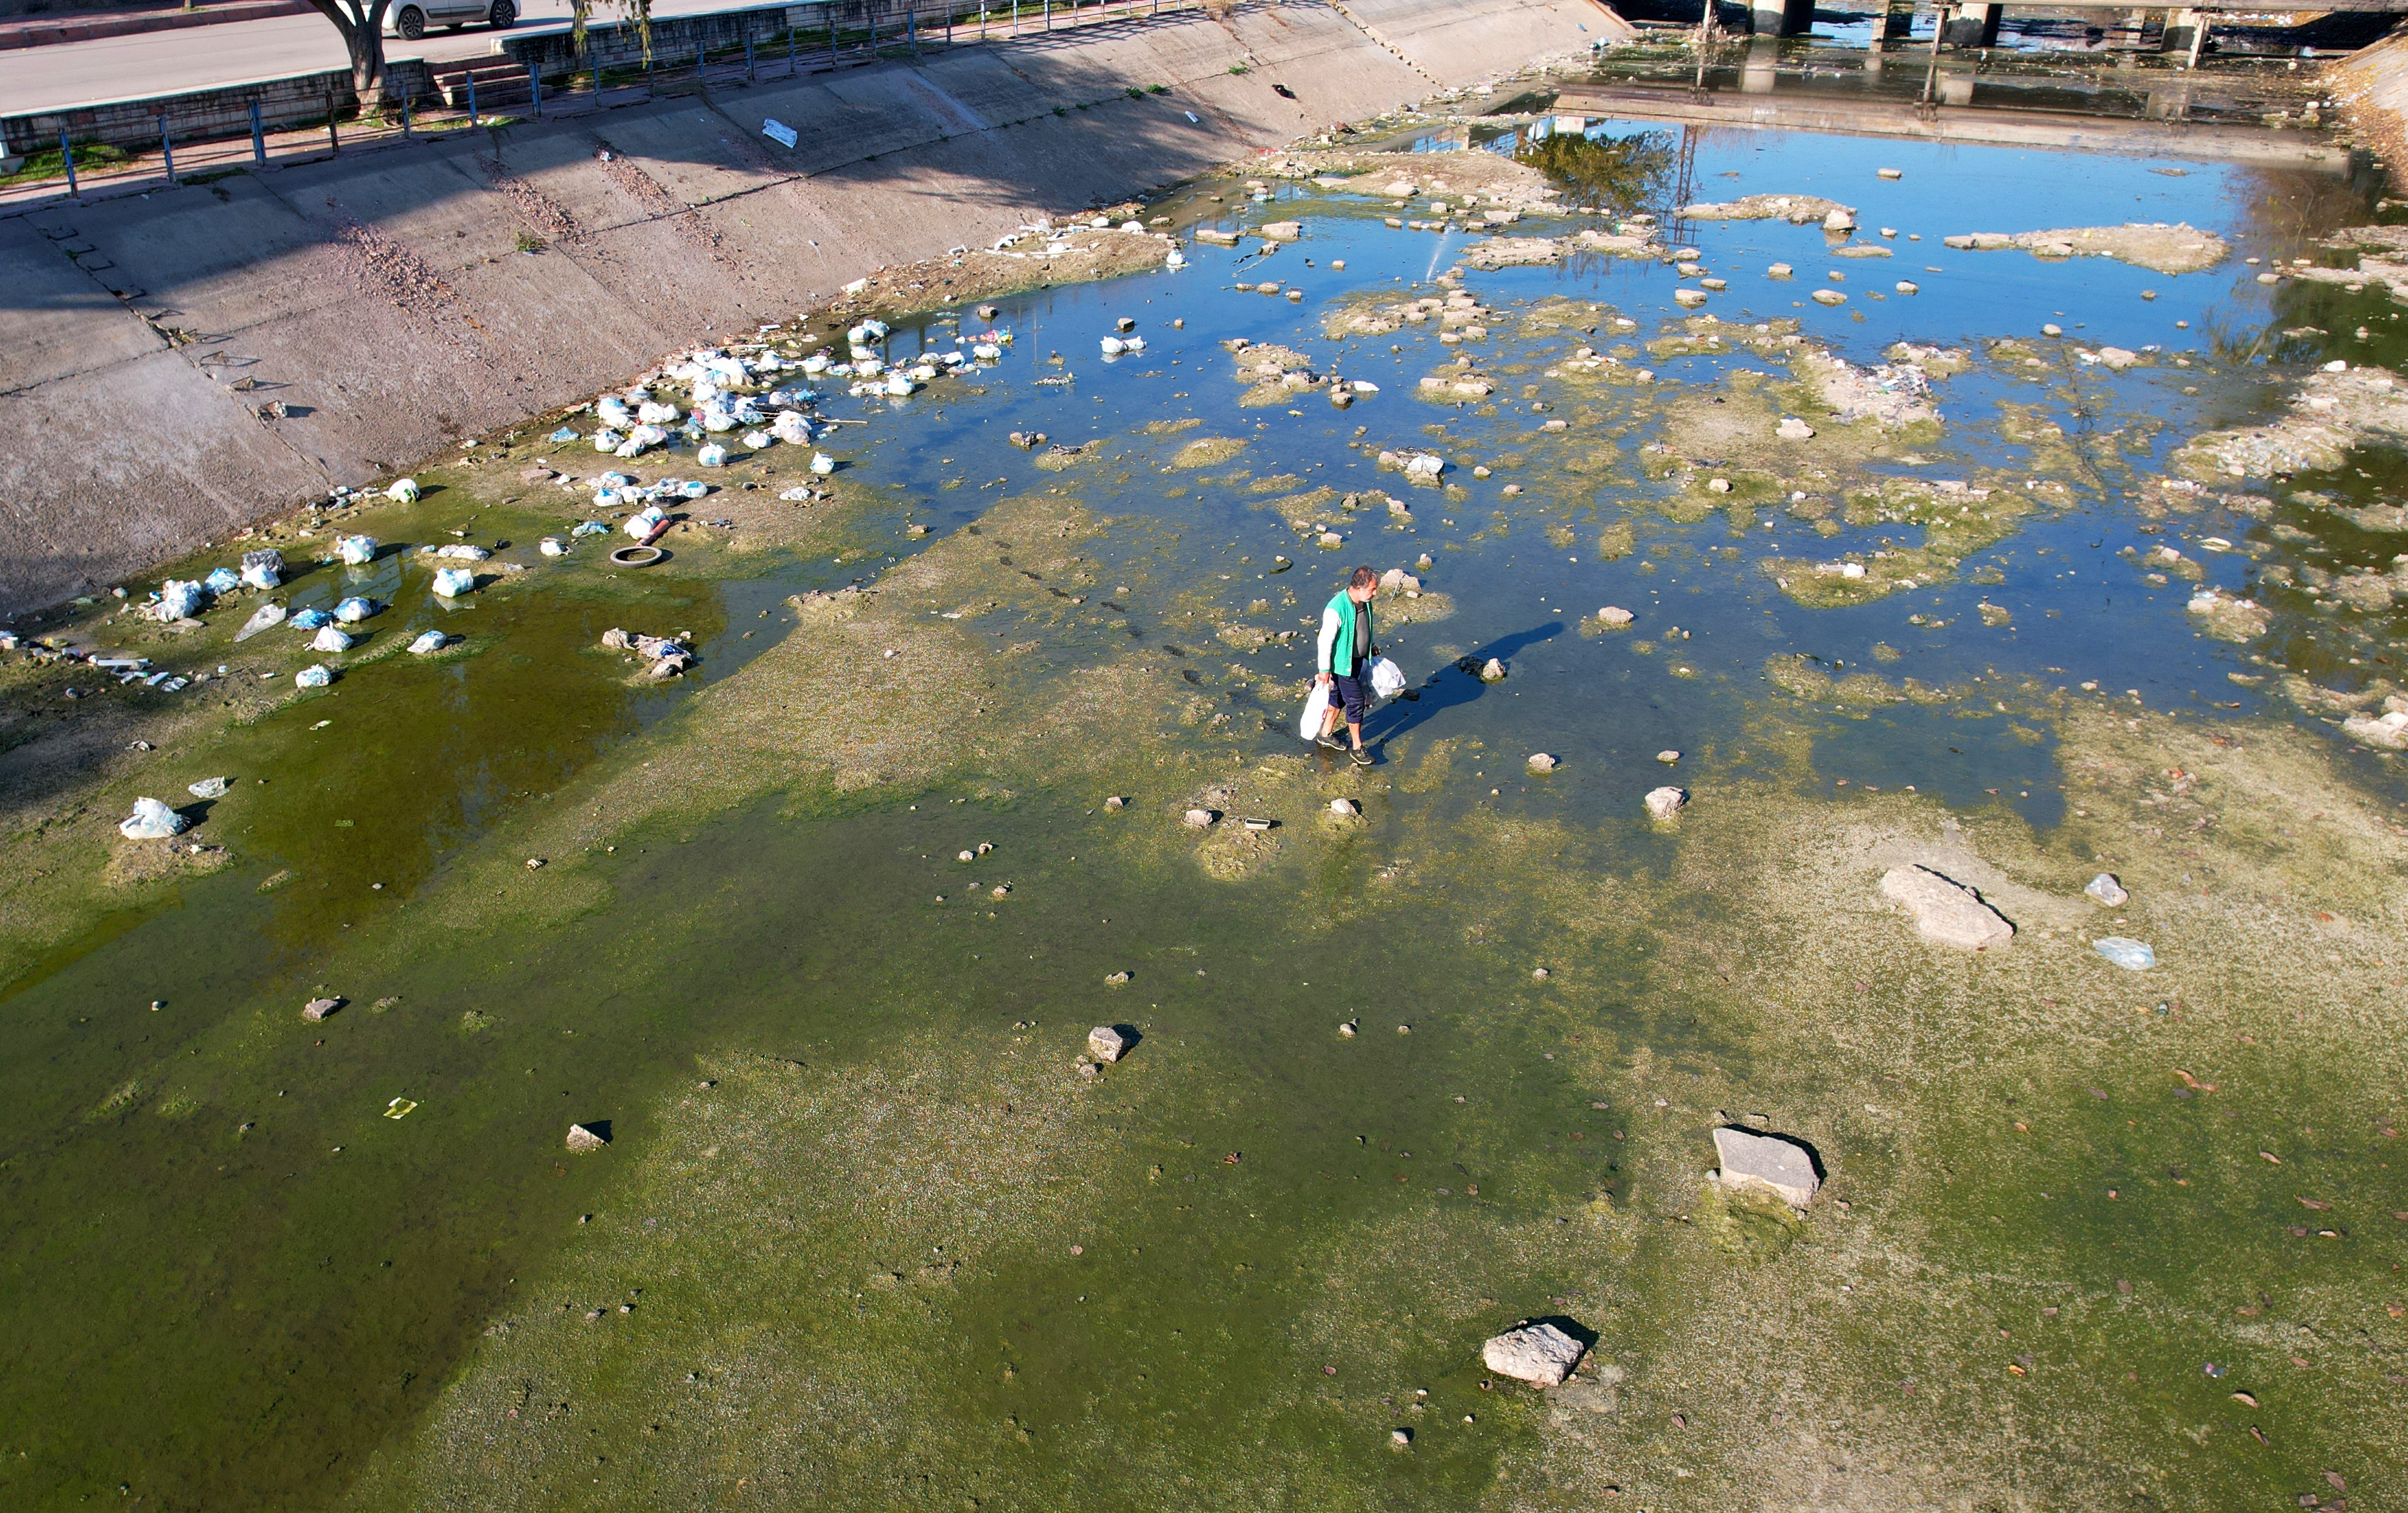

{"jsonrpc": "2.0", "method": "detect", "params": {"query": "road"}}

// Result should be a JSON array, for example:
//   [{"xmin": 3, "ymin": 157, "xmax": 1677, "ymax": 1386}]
[{"xmin": 0, "ymin": 0, "xmax": 772, "ymax": 113}]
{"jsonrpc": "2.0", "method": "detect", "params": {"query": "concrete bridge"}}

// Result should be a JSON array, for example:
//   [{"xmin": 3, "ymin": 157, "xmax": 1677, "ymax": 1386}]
[{"xmin": 1743, "ymin": 0, "xmax": 2403, "ymax": 54}]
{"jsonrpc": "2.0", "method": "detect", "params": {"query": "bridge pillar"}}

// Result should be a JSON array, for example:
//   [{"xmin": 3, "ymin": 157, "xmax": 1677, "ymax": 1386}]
[
  {"xmin": 1748, "ymin": 0, "xmax": 1813, "ymax": 38},
  {"xmin": 2164, "ymin": 7, "xmax": 2205, "ymax": 56},
  {"xmin": 1941, "ymin": 2, "xmax": 2001, "ymax": 45},
  {"xmin": 1742, "ymin": 35, "xmax": 1780, "ymax": 90}
]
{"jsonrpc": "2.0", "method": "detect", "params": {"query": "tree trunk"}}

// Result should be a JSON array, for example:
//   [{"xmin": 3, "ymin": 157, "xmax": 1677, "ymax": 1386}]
[{"xmin": 348, "ymin": 22, "xmax": 387, "ymax": 96}]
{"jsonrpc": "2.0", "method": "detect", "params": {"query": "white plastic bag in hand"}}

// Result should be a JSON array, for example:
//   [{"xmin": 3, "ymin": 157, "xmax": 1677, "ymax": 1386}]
[
  {"xmin": 1368, "ymin": 656, "xmax": 1406, "ymax": 700},
  {"xmin": 1298, "ymin": 682, "xmax": 1334, "ymax": 742}
]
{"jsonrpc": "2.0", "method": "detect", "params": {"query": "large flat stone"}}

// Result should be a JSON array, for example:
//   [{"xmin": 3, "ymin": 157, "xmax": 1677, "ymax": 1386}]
[
  {"xmin": 1880, "ymin": 864, "xmax": 2014, "ymax": 950},
  {"xmin": 1482, "ymin": 1321, "xmax": 1584, "ymax": 1385},
  {"xmin": 1713, "ymin": 1127, "xmax": 1820, "ymax": 1208}
]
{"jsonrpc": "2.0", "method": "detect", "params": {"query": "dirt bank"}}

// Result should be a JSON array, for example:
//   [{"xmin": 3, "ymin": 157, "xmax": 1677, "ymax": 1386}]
[{"xmin": 0, "ymin": 0, "xmax": 1629, "ymax": 619}]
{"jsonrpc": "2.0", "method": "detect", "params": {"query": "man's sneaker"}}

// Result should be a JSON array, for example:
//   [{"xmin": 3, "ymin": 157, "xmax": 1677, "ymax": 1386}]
[
  {"xmin": 1315, "ymin": 732, "xmax": 1347, "ymax": 753},
  {"xmin": 1350, "ymin": 744, "xmax": 1374, "ymax": 767}
]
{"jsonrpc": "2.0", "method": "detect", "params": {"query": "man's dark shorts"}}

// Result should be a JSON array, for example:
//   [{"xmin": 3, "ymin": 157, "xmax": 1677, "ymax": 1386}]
[{"xmin": 1331, "ymin": 670, "xmax": 1370, "ymax": 725}]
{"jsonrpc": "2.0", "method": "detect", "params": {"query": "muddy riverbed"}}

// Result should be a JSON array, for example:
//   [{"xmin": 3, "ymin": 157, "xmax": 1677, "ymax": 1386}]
[{"xmin": 2, "ymin": 72, "xmax": 2406, "ymax": 1513}]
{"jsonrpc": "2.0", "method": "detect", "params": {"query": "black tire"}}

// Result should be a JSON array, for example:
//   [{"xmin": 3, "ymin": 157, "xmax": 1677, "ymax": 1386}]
[
  {"xmin": 395, "ymin": 4, "xmax": 425, "ymax": 38},
  {"xmin": 488, "ymin": 0, "xmax": 515, "ymax": 29}
]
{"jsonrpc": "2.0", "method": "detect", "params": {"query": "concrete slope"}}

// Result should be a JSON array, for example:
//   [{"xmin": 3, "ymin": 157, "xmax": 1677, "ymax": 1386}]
[{"xmin": 0, "ymin": 0, "xmax": 1617, "ymax": 613}]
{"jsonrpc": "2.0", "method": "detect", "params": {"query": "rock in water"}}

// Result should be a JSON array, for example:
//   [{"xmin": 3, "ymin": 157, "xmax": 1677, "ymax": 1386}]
[
  {"xmin": 1483, "ymin": 1321, "xmax": 1586, "ymax": 1386},
  {"xmin": 2085, "ymin": 872, "xmax": 2129, "ymax": 907},
  {"xmin": 1880, "ymin": 865, "xmax": 2014, "ymax": 950},
  {"xmin": 1713, "ymin": 1126, "xmax": 1820, "ymax": 1207},
  {"xmin": 1598, "ymin": 606, "xmax": 1634, "ymax": 628},
  {"xmin": 1643, "ymin": 786, "xmax": 1687, "ymax": 821},
  {"xmin": 1777, "ymin": 417, "xmax": 1816, "ymax": 439},
  {"xmin": 1329, "ymin": 798, "xmax": 1361, "ymax": 817},
  {"xmin": 1088, "ymin": 1025, "xmax": 1132, "ymax": 1062},
  {"xmin": 1527, "ymin": 753, "xmax": 1559, "ymax": 772},
  {"xmin": 1184, "ymin": 808, "xmax": 1216, "ymax": 828},
  {"xmin": 566, "ymin": 1123, "xmax": 610, "ymax": 1153},
  {"xmin": 302, "ymin": 997, "xmax": 342, "ymax": 1022},
  {"xmin": 1478, "ymin": 658, "xmax": 1507, "ymax": 682}
]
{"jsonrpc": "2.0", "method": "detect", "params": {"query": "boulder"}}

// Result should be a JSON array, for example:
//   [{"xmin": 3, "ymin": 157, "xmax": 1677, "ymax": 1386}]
[
  {"xmin": 1483, "ymin": 1321, "xmax": 1585, "ymax": 1386},
  {"xmin": 1260, "ymin": 221, "xmax": 1304, "ymax": 242},
  {"xmin": 1088, "ymin": 1025, "xmax": 1132, "ymax": 1062},
  {"xmin": 1478, "ymin": 658, "xmax": 1507, "ymax": 682},
  {"xmin": 1329, "ymin": 798, "xmax": 1361, "ymax": 817},
  {"xmin": 1597, "ymin": 606, "xmax": 1634, "ymax": 628},
  {"xmin": 1644, "ymin": 786, "xmax": 1687, "ymax": 821},
  {"xmin": 1184, "ymin": 808, "xmax": 1217, "ymax": 828},
  {"xmin": 302, "ymin": 997, "xmax": 342, "ymax": 1022},
  {"xmin": 566, "ymin": 1123, "xmax": 610, "ymax": 1153},
  {"xmin": 1527, "ymin": 753, "xmax": 1559, "ymax": 772},
  {"xmin": 1714, "ymin": 1126, "xmax": 1820, "ymax": 1207},
  {"xmin": 1879, "ymin": 864, "xmax": 2014, "ymax": 949},
  {"xmin": 2085, "ymin": 872, "xmax": 2128, "ymax": 907},
  {"xmin": 1777, "ymin": 417, "xmax": 1816, "ymax": 440}
]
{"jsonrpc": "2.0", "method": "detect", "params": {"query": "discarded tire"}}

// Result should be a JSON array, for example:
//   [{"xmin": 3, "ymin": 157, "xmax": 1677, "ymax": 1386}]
[{"xmin": 610, "ymin": 545, "xmax": 665, "ymax": 568}]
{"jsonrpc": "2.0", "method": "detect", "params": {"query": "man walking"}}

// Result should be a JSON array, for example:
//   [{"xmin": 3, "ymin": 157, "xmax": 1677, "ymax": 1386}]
[{"xmin": 1315, "ymin": 566, "xmax": 1379, "ymax": 766}]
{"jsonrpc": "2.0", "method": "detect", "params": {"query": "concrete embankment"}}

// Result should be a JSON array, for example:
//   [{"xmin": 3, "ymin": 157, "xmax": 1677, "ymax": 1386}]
[
  {"xmin": 2331, "ymin": 28, "xmax": 2408, "ymax": 180},
  {"xmin": 0, "ymin": 0, "xmax": 1626, "ymax": 614}
]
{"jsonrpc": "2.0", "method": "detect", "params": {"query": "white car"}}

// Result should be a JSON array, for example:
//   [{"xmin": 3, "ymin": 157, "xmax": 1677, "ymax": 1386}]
[{"xmin": 385, "ymin": 0, "xmax": 516, "ymax": 39}]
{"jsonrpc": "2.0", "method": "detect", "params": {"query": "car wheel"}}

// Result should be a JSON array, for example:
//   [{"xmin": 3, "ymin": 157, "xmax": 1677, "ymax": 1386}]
[
  {"xmin": 395, "ymin": 4, "xmax": 425, "ymax": 38},
  {"xmin": 488, "ymin": 0, "xmax": 515, "ymax": 29}
]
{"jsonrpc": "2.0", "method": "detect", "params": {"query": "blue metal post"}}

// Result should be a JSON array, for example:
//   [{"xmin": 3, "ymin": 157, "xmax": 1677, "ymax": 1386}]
[
  {"xmin": 160, "ymin": 112, "xmax": 175, "ymax": 183},
  {"xmin": 60, "ymin": 129, "xmax": 77, "ymax": 196},
  {"xmin": 530, "ymin": 62, "xmax": 541, "ymax": 115},
  {"xmin": 908, "ymin": 1, "xmax": 916, "ymax": 52},
  {"xmin": 746, "ymin": 35, "xmax": 755, "ymax": 79},
  {"xmin": 467, "ymin": 70, "xmax": 480, "ymax": 125},
  {"xmin": 251, "ymin": 99, "xmax": 267, "ymax": 162},
  {"xmin": 401, "ymin": 89, "xmax": 413, "ymax": 136},
  {"xmin": 591, "ymin": 58, "xmax": 600, "ymax": 101}
]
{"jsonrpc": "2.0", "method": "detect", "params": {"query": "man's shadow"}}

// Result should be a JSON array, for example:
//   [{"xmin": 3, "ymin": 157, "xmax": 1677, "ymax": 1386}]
[{"xmin": 1372, "ymin": 622, "xmax": 1564, "ymax": 743}]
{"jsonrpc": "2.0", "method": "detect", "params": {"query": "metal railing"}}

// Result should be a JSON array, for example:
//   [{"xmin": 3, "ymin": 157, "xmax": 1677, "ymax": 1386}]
[{"xmin": 2, "ymin": 0, "xmax": 1207, "ymax": 209}]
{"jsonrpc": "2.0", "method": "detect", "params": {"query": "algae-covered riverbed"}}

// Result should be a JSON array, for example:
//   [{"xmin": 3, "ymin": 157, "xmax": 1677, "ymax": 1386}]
[{"xmin": 3, "ymin": 98, "xmax": 2407, "ymax": 1512}]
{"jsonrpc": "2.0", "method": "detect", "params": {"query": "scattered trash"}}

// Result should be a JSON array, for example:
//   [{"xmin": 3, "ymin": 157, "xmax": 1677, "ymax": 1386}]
[
  {"xmin": 203, "ymin": 567, "xmax": 241, "ymax": 595},
  {"xmin": 383, "ymin": 1097, "xmax": 418, "ymax": 1119},
  {"xmin": 118, "ymin": 797, "xmax": 189, "ymax": 840},
  {"xmin": 610, "ymin": 545, "xmax": 665, "ymax": 568},
  {"xmin": 294, "ymin": 664, "xmax": 334, "ymax": 688},
  {"xmin": 2094, "ymin": 937, "xmax": 2156, "ymax": 971},
  {"xmin": 385, "ymin": 477, "xmax": 419, "ymax": 503},
  {"xmin": 431, "ymin": 567, "xmax": 476, "ymax": 598},
  {"xmin": 407, "ymin": 630, "xmax": 449, "ymax": 655},
  {"xmin": 290, "ymin": 608, "xmax": 333, "ymax": 632},
  {"xmin": 311, "ymin": 625, "xmax": 354, "ymax": 654},
  {"xmin": 1368, "ymin": 656, "xmax": 1406, "ymax": 699},
  {"xmin": 188, "ymin": 777, "xmax": 231, "ymax": 799},
  {"xmin": 2086, "ymin": 873, "xmax": 2129, "ymax": 907},
  {"xmin": 236, "ymin": 602, "xmax": 288, "ymax": 641},
  {"xmin": 334, "ymin": 596, "xmax": 377, "ymax": 623},
  {"xmin": 240, "ymin": 548, "xmax": 283, "ymax": 590},
  {"xmin": 337, "ymin": 534, "xmax": 378, "ymax": 566},
  {"xmin": 761, "ymin": 118, "xmax": 799, "ymax": 149}
]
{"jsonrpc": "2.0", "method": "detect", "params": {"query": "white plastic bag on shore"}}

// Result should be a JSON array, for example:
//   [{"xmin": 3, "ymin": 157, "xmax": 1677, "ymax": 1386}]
[
  {"xmin": 235, "ymin": 602, "xmax": 287, "ymax": 641},
  {"xmin": 1298, "ymin": 682, "xmax": 1333, "ymax": 742},
  {"xmin": 1369, "ymin": 656, "xmax": 1406, "ymax": 700},
  {"xmin": 311, "ymin": 625, "xmax": 354, "ymax": 653},
  {"xmin": 118, "ymin": 797, "xmax": 189, "ymax": 840},
  {"xmin": 294, "ymin": 664, "xmax": 333, "ymax": 689},
  {"xmin": 408, "ymin": 630, "xmax": 448, "ymax": 655},
  {"xmin": 431, "ymin": 567, "xmax": 475, "ymax": 598},
  {"xmin": 626, "ymin": 505, "xmax": 666, "ymax": 539},
  {"xmin": 385, "ymin": 477, "xmax": 419, "ymax": 503},
  {"xmin": 155, "ymin": 579, "xmax": 207, "ymax": 620},
  {"xmin": 337, "ymin": 534, "xmax": 378, "ymax": 565}
]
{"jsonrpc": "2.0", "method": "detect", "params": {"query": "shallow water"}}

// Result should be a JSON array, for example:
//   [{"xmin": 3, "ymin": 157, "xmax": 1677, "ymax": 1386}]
[{"xmin": 7, "ymin": 92, "xmax": 2407, "ymax": 1510}]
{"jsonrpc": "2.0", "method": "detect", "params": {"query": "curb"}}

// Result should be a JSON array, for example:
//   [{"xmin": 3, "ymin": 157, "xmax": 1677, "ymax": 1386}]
[{"xmin": 0, "ymin": 0, "xmax": 312, "ymax": 53}]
